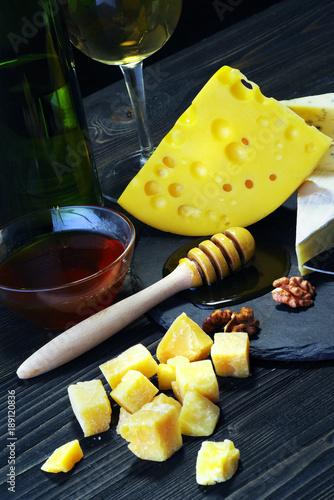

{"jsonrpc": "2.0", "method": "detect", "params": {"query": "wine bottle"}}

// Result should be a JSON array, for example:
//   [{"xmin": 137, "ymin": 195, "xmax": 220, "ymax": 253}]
[{"xmin": 0, "ymin": 0, "xmax": 103, "ymax": 227}]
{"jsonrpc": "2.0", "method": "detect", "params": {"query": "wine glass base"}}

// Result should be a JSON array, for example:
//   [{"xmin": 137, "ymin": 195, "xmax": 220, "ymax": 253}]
[{"xmin": 100, "ymin": 151, "xmax": 147, "ymax": 204}]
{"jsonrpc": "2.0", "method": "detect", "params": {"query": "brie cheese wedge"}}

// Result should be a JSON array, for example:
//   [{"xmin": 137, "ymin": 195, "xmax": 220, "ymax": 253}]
[{"xmin": 282, "ymin": 93, "xmax": 334, "ymax": 273}]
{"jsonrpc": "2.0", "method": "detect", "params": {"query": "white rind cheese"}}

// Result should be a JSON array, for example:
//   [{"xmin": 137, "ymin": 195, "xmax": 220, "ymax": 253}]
[
  {"xmin": 282, "ymin": 94, "xmax": 334, "ymax": 274},
  {"xmin": 296, "ymin": 170, "xmax": 334, "ymax": 271},
  {"xmin": 281, "ymin": 93, "xmax": 334, "ymax": 137}
]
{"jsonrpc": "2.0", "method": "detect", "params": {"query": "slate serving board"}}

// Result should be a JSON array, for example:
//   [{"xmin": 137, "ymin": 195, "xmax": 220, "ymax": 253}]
[{"xmin": 130, "ymin": 196, "xmax": 334, "ymax": 361}]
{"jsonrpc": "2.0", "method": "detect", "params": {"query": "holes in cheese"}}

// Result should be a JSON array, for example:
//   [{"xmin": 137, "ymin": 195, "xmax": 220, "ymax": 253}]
[
  {"xmin": 144, "ymin": 180, "xmax": 161, "ymax": 196},
  {"xmin": 118, "ymin": 66, "xmax": 331, "ymax": 236},
  {"xmin": 168, "ymin": 183, "xmax": 183, "ymax": 198},
  {"xmin": 190, "ymin": 161, "xmax": 207, "ymax": 179},
  {"xmin": 162, "ymin": 155, "xmax": 175, "ymax": 168},
  {"xmin": 211, "ymin": 119, "xmax": 232, "ymax": 141},
  {"xmin": 225, "ymin": 142, "xmax": 248, "ymax": 165},
  {"xmin": 223, "ymin": 183, "xmax": 232, "ymax": 192},
  {"xmin": 179, "ymin": 104, "xmax": 197, "ymax": 125},
  {"xmin": 230, "ymin": 79, "xmax": 253, "ymax": 100}
]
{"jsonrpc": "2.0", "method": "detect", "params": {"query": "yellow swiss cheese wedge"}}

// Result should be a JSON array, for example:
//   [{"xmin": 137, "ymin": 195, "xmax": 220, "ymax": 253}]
[{"xmin": 118, "ymin": 66, "xmax": 331, "ymax": 236}]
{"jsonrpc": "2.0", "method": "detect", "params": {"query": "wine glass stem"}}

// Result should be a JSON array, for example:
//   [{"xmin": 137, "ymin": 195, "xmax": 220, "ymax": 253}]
[{"xmin": 120, "ymin": 61, "xmax": 154, "ymax": 163}]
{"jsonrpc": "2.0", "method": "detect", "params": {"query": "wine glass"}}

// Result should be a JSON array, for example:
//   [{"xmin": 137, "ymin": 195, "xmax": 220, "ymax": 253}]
[{"xmin": 64, "ymin": 0, "xmax": 183, "ymax": 203}]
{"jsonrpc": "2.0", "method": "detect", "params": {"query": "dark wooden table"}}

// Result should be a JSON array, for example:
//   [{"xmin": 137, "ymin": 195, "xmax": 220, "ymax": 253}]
[{"xmin": 1, "ymin": 0, "xmax": 334, "ymax": 498}]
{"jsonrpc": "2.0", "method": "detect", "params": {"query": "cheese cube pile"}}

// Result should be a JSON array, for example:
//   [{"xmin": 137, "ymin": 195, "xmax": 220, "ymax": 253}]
[{"xmin": 45, "ymin": 308, "xmax": 251, "ymax": 480}]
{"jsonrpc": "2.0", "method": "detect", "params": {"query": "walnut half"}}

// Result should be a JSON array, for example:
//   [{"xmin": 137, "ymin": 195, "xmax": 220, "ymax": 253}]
[
  {"xmin": 202, "ymin": 307, "xmax": 260, "ymax": 335},
  {"xmin": 271, "ymin": 276, "xmax": 316, "ymax": 308}
]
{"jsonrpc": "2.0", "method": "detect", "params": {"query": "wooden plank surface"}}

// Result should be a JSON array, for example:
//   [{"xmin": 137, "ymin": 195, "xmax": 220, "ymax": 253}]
[{"xmin": 1, "ymin": 0, "xmax": 334, "ymax": 499}]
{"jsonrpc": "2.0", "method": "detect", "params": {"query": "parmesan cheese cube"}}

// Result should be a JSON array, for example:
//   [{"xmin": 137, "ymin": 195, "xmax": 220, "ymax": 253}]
[
  {"xmin": 167, "ymin": 355, "xmax": 190, "ymax": 370},
  {"xmin": 211, "ymin": 332, "xmax": 250, "ymax": 378},
  {"xmin": 110, "ymin": 370, "xmax": 158, "ymax": 413},
  {"xmin": 99, "ymin": 344, "xmax": 158, "ymax": 389},
  {"xmin": 119, "ymin": 400, "xmax": 183, "ymax": 461},
  {"xmin": 150, "ymin": 392, "xmax": 182, "ymax": 416},
  {"xmin": 157, "ymin": 356, "xmax": 190, "ymax": 390},
  {"xmin": 41, "ymin": 440, "xmax": 83, "ymax": 473},
  {"xmin": 157, "ymin": 363, "xmax": 175, "ymax": 390},
  {"xmin": 175, "ymin": 359, "xmax": 219, "ymax": 403},
  {"xmin": 67, "ymin": 380, "xmax": 111, "ymax": 437},
  {"xmin": 156, "ymin": 313, "xmax": 213, "ymax": 363},
  {"xmin": 116, "ymin": 407, "xmax": 131, "ymax": 435},
  {"xmin": 196, "ymin": 440, "xmax": 240, "ymax": 485},
  {"xmin": 179, "ymin": 390, "xmax": 220, "ymax": 436}
]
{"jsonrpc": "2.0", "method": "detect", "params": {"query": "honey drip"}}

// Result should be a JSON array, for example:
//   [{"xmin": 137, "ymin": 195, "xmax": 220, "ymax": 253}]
[{"xmin": 163, "ymin": 237, "xmax": 290, "ymax": 308}]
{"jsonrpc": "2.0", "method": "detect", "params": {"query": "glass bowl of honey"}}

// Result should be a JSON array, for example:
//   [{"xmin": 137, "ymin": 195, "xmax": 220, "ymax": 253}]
[{"xmin": 0, "ymin": 206, "xmax": 135, "ymax": 330}]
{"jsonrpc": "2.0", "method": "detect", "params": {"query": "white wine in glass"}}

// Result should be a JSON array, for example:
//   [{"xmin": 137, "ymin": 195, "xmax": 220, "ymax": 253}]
[{"xmin": 64, "ymin": 0, "xmax": 183, "ymax": 202}]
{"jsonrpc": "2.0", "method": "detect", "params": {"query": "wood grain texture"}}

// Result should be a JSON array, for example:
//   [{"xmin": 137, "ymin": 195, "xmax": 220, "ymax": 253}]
[{"xmin": 1, "ymin": 0, "xmax": 334, "ymax": 498}]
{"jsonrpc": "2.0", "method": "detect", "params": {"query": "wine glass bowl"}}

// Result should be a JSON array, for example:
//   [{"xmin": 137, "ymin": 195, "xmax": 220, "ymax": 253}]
[
  {"xmin": 0, "ymin": 206, "xmax": 135, "ymax": 330},
  {"xmin": 66, "ymin": 0, "xmax": 182, "ymax": 66},
  {"xmin": 64, "ymin": 0, "xmax": 183, "ymax": 202}
]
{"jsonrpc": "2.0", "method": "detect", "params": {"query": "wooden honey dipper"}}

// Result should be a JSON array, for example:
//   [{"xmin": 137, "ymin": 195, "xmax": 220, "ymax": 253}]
[{"xmin": 17, "ymin": 227, "xmax": 255, "ymax": 379}]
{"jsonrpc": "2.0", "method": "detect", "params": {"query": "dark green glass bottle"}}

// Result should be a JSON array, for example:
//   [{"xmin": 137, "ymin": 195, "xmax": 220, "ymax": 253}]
[{"xmin": 0, "ymin": 0, "xmax": 103, "ymax": 227}]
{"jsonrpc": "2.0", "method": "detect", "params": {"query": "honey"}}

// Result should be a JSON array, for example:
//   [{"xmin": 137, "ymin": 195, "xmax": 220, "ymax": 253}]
[
  {"xmin": 0, "ymin": 230, "xmax": 125, "ymax": 329},
  {"xmin": 163, "ymin": 236, "xmax": 290, "ymax": 308}
]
